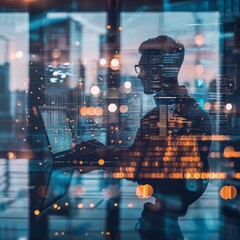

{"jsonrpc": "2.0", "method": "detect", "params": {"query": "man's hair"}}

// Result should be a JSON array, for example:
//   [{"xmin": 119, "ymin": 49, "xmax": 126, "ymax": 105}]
[{"xmin": 138, "ymin": 35, "xmax": 185, "ymax": 68}]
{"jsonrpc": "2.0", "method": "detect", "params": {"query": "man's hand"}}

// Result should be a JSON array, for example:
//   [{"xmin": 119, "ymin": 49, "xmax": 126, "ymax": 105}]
[{"xmin": 70, "ymin": 140, "xmax": 109, "ymax": 173}]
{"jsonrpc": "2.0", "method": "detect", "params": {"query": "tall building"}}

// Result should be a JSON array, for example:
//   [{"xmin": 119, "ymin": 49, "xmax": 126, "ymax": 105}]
[
  {"xmin": 43, "ymin": 16, "xmax": 85, "ymax": 136},
  {"xmin": 28, "ymin": 15, "xmax": 84, "ymax": 150},
  {"xmin": 43, "ymin": 16, "xmax": 83, "ymax": 104}
]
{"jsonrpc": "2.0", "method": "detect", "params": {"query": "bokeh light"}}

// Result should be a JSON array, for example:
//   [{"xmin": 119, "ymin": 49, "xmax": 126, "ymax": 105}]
[
  {"xmin": 110, "ymin": 58, "xmax": 120, "ymax": 70},
  {"xmin": 16, "ymin": 51, "xmax": 23, "ymax": 59},
  {"xmin": 80, "ymin": 106, "xmax": 88, "ymax": 116},
  {"xmin": 98, "ymin": 159, "xmax": 105, "ymax": 165},
  {"xmin": 204, "ymin": 102, "xmax": 211, "ymax": 111},
  {"xmin": 136, "ymin": 184, "xmax": 153, "ymax": 199},
  {"xmin": 95, "ymin": 107, "xmax": 103, "ymax": 116},
  {"xmin": 119, "ymin": 105, "xmax": 128, "ymax": 113},
  {"xmin": 124, "ymin": 81, "xmax": 131, "ymax": 89},
  {"xmin": 194, "ymin": 34, "xmax": 205, "ymax": 46},
  {"xmin": 111, "ymin": 58, "xmax": 119, "ymax": 67},
  {"xmin": 7, "ymin": 152, "xmax": 16, "ymax": 160},
  {"xmin": 220, "ymin": 185, "xmax": 237, "ymax": 200},
  {"xmin": 223, "ymin": 146, "xmax": 235, "ymax": 158},
  {"xmin": 53, "ymin": 204, "xmax": 58, "ymax": 209},
  {"xmin": 100, "ymin": 58, "xmax": 107, "ymax": 66},
  {"xmin": 51, "ymin": 49, "xmax": 61, "ymax": 59},
  {"xmin": 87, "ymin": 107, "xmax": 95, "ymax": 116},
  {"xmin": 90, "ymin": 85, "xmax": 100, "ymax": 96},
  {"xmin": 78, "ymin": 203, "xmax": 83, "ymax": 208},
  {"xmin": 34, "ymin": 210, "xmax": 40, "ymax": 216},
  {"xmin": 226, "ymin": 103, "xmax": 233, "ymax": 110},
  {"xmin": 89, "ymin": 203, "xmax": 95, "ymax": 208},
  {"xmin": 108, "ymin": 103, "xmax": 117, "ymax": 112}
]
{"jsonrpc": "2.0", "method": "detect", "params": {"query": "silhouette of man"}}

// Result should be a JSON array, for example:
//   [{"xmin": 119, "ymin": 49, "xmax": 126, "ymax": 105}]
[{"xmin": 70, "ymin": 35, "xmax": 212, "ymax": 240}]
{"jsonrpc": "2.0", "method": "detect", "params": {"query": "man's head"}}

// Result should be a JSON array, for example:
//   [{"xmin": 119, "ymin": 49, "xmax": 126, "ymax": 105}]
[{"xmin": 136, "ymin": 35, "xmax": 184, "ymax": 94}]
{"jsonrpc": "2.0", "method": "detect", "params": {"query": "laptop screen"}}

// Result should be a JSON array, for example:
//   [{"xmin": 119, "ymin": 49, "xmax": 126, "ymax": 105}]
[
  {"xmin": 37, "ymin": 107, "xmax": 74, "ymax": 215},
  {"xmin": 40, "ymin": 108, "xmax": 75, "ymax": 155}
]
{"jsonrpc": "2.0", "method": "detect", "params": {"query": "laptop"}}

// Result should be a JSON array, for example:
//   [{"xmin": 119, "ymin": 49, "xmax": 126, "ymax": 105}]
[
  {"xmin": 36, "ymin": 106, "xmax": 108, "ymax": 216},
  {"xmin": 36, "ymin": 106, "xmax": 75, "ymax": 216}
]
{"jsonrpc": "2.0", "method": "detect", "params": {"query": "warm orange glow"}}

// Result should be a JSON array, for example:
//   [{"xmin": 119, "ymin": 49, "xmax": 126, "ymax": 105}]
[
  {"xmin": 95, "ymin": 107, "xmax": 103, "ymax": 116},
  {"xmin": 78, "ymin": 203, "xmax": 83, "ymax": 208},
  {"xmin": 110, "ymin": 58, "xmax": 120, "ymax": 70},
  {"xmin": 80, "ymin": 106, "xmax": 88, "ymax": 116},
  {"xmin": 136, "ymin": 184, "xmax": 153, "ymax": 199},
  {"xmin": 79, "ymin": 82, "xmax": 83, "ymax": 88},
  {"xmin": 111, "ymin": 172, "xmax": 226, "ymax": 179},
  {"xmin": 119, "ymin": 105, "xmax": 128, "ymax": 113},
  {"xmin": 53, "ymin": 204, "xmax": 58, "ymax": 209},
  {"xmin": 34, "ymin": 210, "xmax": 40, "ymax": 216},
  {"xmin": 98, "ymin": 159, "xmax": 105, "ymax": 166},
  {"xmin": 80, "ymin": 106, "xmax": 103, "ymax": 116},
  {"xmin": 87, "ymin": 107, "xmax": 95, "ymax": 116},
  {"xmin": 201, "ymin": 135, "xmax": 229, "ymax": 141},
  {"xmin": 194, "ymin": 34, "xmax": 205, "ymax": 46},
  {"xmin": 220, "ymin": 185, "xmax": 237, "ymax": 200},
  {"xmin": 8, "ymin": 152, "xmax": 16, "ymax": 160},
  {"xmin": 223, "ymin": 146, "xmax": 235, "ymax": 158}
]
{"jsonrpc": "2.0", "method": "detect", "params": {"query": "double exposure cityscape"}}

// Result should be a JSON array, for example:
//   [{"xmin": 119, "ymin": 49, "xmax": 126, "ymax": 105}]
[{"xmin": 0, "ymin": 0, "xmax": 240, "ymax": 239}]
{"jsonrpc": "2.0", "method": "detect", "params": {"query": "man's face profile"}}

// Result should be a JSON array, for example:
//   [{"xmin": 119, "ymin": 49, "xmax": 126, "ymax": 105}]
[{"xmin": 137, "ymin": 53, "xmax": 169, "ymax": 94}]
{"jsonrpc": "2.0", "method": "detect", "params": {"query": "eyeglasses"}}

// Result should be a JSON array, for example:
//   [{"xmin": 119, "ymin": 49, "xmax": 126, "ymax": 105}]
[{"xmin": 134, "ymin": 64, "xmax": 162, "ymax": 74}]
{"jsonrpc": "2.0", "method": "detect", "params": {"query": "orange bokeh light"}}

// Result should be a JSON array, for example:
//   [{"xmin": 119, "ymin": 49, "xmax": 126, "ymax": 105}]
[
  {"xmin": 80, "ymin": 106, "xmax": 88, "ymax": 116},
  {"xmin": 136, "ymin": 184, "xmax": 153, "ymax": 199},
  {"xmin": 220, "ymin": 185, "xmax": 237, "ymax": 200},
  {"xmin": 194, "ymin": 34, "xmax": 205, "ymax": 46}
]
